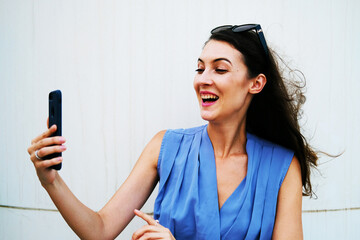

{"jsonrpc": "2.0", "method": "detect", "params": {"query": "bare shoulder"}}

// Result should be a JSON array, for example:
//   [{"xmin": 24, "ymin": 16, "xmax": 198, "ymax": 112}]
[
  {"xmin": 149, "ymin": 130, "xmax": 167, "ymax": 147},
  {"xmin": 140, "ymin": 130, "xmax": 167, "ymax": 167},
  {"xmin": 273, "ymin": 156, "xmax": 303, "ymax": 239},
  {"xmin": 283, "ymin": 156, "xmax": 302, "ymax": 190}
]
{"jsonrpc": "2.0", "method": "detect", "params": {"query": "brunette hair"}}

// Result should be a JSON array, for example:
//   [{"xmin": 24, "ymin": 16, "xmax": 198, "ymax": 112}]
[{"xmin": 209, "ymin": 27, "xmax": 318, "ymax": 196}]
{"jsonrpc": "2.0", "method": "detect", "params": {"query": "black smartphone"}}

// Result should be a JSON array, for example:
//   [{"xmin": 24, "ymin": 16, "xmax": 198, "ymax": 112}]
[{"xmin": 43, "ymin": 90, "xmax": 62, "ymax": 170}]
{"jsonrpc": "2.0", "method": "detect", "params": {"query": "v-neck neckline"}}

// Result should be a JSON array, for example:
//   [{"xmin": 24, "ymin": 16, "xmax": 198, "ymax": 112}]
[{"xmin": 203, "ymin": 125, "xmax": 252, "ymax": 212}]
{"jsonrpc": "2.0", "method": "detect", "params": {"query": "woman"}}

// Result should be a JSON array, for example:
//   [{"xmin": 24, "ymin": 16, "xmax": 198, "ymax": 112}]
[{"xmin": 27, "ymin": 24, "xmax": 317, "ymax": 239}]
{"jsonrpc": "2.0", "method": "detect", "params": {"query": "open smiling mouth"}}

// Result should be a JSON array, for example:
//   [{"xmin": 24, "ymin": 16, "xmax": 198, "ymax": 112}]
[{"xmin": 201, "ymin": 94, "xmax": 219, "ymax": 105}]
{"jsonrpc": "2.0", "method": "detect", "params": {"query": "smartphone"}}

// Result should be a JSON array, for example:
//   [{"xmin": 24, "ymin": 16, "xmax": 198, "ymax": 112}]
[{"xmin": 43, "ymin": 90, "xmax": 62, "ymax": 170}]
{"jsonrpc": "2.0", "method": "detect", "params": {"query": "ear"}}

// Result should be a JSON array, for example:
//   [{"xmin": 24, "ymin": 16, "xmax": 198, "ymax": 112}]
[{"xmin": 249, "ymin": 74, "xmax": 267, "ymax": 94}]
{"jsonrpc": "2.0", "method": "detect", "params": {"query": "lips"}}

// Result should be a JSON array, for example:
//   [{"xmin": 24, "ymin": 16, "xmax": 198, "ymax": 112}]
[{"xmin": 200, "ymin": 91, "xmax": 219, "ymax": 106}]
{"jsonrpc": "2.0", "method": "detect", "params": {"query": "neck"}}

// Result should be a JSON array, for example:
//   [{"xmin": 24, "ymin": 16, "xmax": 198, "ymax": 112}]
[{"xmin": 207, "ymin": 118, "xmax": 247, "ymax": 159}]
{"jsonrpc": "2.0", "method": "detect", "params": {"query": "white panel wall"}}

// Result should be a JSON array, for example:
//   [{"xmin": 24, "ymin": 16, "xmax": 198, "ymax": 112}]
[{"xmin": 0, "ymin": 0, "xmax": 359, "ymax": 239}]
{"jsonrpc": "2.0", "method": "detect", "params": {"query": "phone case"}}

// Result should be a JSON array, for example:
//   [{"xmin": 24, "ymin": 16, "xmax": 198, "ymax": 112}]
[{"xmin": 43, "ymin": 90, "xmax": 62, "ymax": 170}]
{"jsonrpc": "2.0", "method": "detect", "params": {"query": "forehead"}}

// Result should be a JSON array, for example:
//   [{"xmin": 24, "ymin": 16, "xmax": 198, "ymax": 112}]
[{"xmin": 199, "ymin": 40, "xmax": 243, "ymax": 63}]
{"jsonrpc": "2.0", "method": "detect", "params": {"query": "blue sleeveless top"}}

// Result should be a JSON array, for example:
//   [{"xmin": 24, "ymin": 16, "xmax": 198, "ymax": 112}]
[{"xmin": 154, "ymin": 125, "xmax": 293, "ymax": 240}]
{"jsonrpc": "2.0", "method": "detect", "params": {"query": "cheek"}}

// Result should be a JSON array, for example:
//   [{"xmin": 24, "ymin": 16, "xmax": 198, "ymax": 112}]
[
  {"xmin": 233, "ymin": 76, "xmax": 252, "ymax": 93},
  {"xmin": 222, "ymin": 80, "xmax": 250, "ymax": 103}
]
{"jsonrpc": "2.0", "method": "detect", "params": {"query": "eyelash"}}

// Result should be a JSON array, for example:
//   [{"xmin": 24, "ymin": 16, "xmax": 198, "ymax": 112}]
[{"xmin": 195, "ymin": 69, "xmax": 227, "ymax": 73}]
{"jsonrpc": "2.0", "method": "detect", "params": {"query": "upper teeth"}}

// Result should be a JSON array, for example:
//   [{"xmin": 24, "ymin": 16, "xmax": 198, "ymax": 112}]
[{"xmin": 201, "ymin": 94, "xmax": 218, "ymax": 99}]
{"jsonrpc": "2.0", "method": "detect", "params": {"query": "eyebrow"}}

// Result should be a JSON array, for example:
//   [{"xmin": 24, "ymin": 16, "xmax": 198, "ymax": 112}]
[{"xmin": 197, "ymin": 57, "xmax": 232, "ymax": 65}]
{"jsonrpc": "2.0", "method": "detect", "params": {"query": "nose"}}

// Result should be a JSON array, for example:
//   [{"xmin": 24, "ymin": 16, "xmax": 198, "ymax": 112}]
[{"xmin": 195, "ymin": 70, "xmax": 213, "ymax": 86}]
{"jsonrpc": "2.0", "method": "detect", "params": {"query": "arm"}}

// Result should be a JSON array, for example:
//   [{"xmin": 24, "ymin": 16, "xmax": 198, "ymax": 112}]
[
  {"xmin": 272, "ymin": 156, "xmax": 303, "ymax": 240},
  {"xmin": 97, "ymin": 130, "xmax": 166, "ymax": 239},
  {"xmin": 28, "ymin": 124, "xmax": 165, "ymax": 240}
]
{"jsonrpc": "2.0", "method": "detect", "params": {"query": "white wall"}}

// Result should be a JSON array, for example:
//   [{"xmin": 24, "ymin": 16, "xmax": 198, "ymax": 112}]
[{"xmin": 0, "ymin": 0, "xmax": 359, "ymax": 239}]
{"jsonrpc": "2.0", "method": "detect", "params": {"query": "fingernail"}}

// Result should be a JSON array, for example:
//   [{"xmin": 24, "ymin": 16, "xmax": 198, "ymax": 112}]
[
  {"xmin": 59, "ymin": 137, "xmax": 66, "ymax": 142},
  {"xmin": 57, "ymin": 157, "xmax": 62, "ymax": 162},
  {"xmin": 61, "ymin": 145, "xmax": 67, "ymax": 150}
]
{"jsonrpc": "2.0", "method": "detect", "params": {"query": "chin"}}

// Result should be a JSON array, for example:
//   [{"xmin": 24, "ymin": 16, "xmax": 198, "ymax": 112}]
[{"xmin": 200, "ymin": 111, "xmax": 216, "ymax": 122}]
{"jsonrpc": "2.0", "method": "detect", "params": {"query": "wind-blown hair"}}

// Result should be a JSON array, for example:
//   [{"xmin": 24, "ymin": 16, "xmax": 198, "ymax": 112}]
[{"xmin": 208, "ymin": 28, "xmax": 318, "ymax": 196}]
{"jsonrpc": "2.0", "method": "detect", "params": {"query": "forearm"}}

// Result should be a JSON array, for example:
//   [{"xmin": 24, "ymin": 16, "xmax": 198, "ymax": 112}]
[{"xmin": 43, "ymin": 173, "xmax": 108, "ymax": 240}]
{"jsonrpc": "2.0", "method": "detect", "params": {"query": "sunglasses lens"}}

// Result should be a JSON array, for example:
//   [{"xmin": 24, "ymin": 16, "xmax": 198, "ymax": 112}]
[
  {"xmin": 232, "ymin": 24, "xmax": 257, "ymax": 33},
  {"xmin": 211, "ymin": 25, "xmax": 232, "ymax": 34}
]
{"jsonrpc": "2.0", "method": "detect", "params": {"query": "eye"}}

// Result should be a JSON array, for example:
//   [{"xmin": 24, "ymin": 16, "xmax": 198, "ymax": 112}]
[
  {"xmin": 195, "ymin": 68, "xmax": 204, "ymax": 73},
  {"xmin": 215, "ymin": 69, "xmax": 228, "ymax": 73}
]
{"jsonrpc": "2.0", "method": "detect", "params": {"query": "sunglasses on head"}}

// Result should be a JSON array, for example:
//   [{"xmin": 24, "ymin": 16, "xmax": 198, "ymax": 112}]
[{"xmin": 211, "ymin": 24, "xmax": 269, "ymax": 57}]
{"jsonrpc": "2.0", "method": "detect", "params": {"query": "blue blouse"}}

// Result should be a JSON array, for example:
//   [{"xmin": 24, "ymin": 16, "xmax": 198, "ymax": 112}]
[{"xmin": 154, "ymin": 125, "xmax": 293, "ymax": 240}]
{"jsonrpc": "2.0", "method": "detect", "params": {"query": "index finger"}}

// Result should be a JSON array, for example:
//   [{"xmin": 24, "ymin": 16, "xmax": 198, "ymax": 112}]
[
  {"xmin": 134, "ymin": 209, "xmax": 157, "ymax": 226},
  {"xmin": 31, "ymin": 124, "xmax": 57, "ymax": 145}
]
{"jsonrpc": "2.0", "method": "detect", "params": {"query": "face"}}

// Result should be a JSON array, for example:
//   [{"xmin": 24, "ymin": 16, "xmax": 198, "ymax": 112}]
[{"xmin": 193, "ymin": 40, "xmax": 255, "ymax": 123}]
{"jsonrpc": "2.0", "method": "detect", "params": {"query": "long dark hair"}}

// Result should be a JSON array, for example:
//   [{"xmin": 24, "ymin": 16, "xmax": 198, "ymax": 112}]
[{"xmin": 209, "ymin": 28, "xmax": 318, "ymax": 196}]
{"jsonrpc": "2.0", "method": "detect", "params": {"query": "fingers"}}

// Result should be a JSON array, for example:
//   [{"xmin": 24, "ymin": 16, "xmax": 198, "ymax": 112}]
[
  {"xmin": 28, "ymin": 123, "xmax": 56, "ymax": 155},
  {"xmin": 133, "ymin": 210, "xmax": 175, "ymax": 240},
  {"xmin": 132, "ymin": 225, "xmax": 158, "ymax": 236},
  {"xmin": 30, "ymin": 145, "xmax": 65, "ymax": 168},
  {"xmin": 30, "ymin": 124, "xmax": 57, "ymax": 146},
  {"xmin": 28, "ymin": 135, "xmax": 65, "ymax": 157},
  {"xmin": 28, "ymin": 119, "xmax": 60, "ymax": 155},
  {"xmin": 132, "ymin": 225, "xmax": 174, "ymax": 240},
  {"xmin": 34, "ymin": 156, "xmax": 63, "ymax": 169},
  {"xmin": 34, "ymin": 145, "xmax": 66, "ymax": 160},
  {"xmin": 134, "ymin": 209, "xmax": 158, "ymax": 226},
  {"xmin": 27, "ymin": 122, "xmax": 66, "ymax": 173}
]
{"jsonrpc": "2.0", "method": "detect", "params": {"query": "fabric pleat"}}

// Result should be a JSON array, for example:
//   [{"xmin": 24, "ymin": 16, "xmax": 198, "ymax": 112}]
[{"xmin": 154, "ymin": 125, "xmax": 293, "ymax": 240}]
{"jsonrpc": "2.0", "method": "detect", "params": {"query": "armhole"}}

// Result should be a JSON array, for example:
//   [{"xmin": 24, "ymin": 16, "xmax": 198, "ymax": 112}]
[
  {"xmin": 279, "ymin": 151, "xmax": 295, "ymax": 188},
  {"xmin": 157, "ymin": 130, "xmax": 169, "ymax": 176}
]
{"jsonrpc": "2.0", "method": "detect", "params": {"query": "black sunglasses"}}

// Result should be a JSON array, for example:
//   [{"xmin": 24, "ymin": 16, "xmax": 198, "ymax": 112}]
[{"xmin": 211, "ymin": 24, "xmax": 269, "ymax": 57}]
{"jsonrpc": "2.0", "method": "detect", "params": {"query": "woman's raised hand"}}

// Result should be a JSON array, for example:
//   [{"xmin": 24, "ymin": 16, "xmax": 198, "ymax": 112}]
[
  {"xmin": 132, "ymin": 209, "xmax": 175, "ymax": 240},
  {"xmin": 27, "ymin": 120, "xmax": 66, "ymax": 186}
]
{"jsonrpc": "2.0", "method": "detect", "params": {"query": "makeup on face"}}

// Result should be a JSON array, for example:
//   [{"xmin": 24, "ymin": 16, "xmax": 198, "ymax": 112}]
[{"xmin": 200, "ymin": 90, "xmax": 219, "ymax": 107}]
